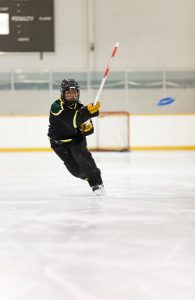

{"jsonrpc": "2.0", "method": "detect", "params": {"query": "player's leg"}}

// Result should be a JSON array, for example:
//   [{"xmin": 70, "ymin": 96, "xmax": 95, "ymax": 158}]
[
  {"xmin": 50, "ymin": 141, "xmax": 87, "ymax": 180},
  {"xmin": 70, "ymin": 137, "xmax": 105, "ymax": 193}
]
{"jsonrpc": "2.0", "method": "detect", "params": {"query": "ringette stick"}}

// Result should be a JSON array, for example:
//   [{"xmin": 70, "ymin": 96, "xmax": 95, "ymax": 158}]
[{"xmin": 93, "ymin": 42, "xmax": 119, "ymax": 105}]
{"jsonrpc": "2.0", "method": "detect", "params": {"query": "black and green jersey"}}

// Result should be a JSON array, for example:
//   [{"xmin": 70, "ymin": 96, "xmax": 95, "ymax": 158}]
[{"xmin": 48, "ymin": 98, "xmax": 97, "ymax": 141}]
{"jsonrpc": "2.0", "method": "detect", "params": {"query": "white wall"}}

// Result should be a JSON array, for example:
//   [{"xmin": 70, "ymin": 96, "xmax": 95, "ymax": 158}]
[
  {"xmin": 0, "ymin": 0, "xmax": 194, "ymax": 70},
  {"xmin": 0, "ymin": 114, "xmax": 195, "ymax": 151},
  {"xmin": 94, "ymin": 0, "xmax": 195, "ymax": 69}
]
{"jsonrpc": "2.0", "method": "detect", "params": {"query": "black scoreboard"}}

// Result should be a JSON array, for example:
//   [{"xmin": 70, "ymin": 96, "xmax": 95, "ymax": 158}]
[{"xmin": 0, "ymin": 0, "xmax": 54, "ymax": 52}]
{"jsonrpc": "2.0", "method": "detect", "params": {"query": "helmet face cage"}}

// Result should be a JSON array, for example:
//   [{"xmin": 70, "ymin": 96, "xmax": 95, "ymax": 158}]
[{"xmin": 60, "ymin": 79, "xmax": 80, "ymax": 102}]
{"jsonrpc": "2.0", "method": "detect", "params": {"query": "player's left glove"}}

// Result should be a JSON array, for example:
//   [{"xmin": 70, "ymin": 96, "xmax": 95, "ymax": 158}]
[{"xmin": 79, "ymin": 121, "xmax": 94, "ymax": 136}]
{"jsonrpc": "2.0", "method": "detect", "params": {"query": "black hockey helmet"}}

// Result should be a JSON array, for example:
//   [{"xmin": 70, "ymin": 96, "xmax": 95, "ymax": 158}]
[{"xmin": 60, "ymin": 79, "xmax": 80, "ymax": 103}]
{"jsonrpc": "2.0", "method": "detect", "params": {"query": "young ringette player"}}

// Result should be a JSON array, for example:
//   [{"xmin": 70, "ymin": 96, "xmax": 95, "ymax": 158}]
[
  {"xmin": 48, "ymin": 43, "xmax": 119, "ymax": 195},
  {"xmin": 48, "ymin": 79, "xmax": 105, "ymax": 195}
]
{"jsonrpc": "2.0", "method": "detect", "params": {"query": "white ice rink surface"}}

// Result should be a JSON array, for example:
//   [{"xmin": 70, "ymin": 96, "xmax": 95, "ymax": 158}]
[{"xmin": 0, "ymin": 151, "xmax": 195, "ymax": 300}]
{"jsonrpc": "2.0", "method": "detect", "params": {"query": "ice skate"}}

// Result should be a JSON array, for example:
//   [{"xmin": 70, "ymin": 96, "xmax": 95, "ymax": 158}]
[{"xmin": 92, "ymin": 184, "xmax": 105, "ymax": 196}]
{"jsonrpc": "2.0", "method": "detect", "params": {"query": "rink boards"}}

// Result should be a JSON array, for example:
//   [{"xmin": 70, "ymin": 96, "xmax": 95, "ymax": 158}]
[{"xmin": 0, "ymin": 112, "xmax": 195, "ymax": 151}]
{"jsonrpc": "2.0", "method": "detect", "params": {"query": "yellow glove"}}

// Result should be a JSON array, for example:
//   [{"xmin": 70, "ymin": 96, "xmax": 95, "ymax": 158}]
[
  {"xmin": 80, "ymin": 122, "xmax": 93, "ymax": 133},
  {"xmin": 87, "ymin": 101, "xmax": 100, "ymax": 114}
]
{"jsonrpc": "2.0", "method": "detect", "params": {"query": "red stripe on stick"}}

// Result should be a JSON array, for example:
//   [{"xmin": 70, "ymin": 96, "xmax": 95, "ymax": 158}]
[
  {"xmin": 104, "ymin": 67, "xmax": 110, "ymax": 78},
  {"xmin": 93, "ymin": 42, "xmax": 119, "ymax": 105},
  {"xmin": 112, "ymin": 46, "xmax": 118, "ymax": 57}
]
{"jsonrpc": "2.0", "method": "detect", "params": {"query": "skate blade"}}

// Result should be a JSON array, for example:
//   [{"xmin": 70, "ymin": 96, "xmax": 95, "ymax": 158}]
[{"xmin": 93, "ymin": 189, "xmax": 106, "ymax": 196}]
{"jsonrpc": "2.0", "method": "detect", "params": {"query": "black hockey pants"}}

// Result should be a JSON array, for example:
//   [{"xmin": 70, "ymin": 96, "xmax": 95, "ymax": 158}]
[{"xmin": 50, "ymin": 135, "xmax": 103, "ymax": 187}]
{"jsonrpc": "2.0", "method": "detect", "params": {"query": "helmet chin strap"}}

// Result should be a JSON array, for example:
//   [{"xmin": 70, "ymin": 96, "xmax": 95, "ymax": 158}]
[
  {"xmin": 63, "ymin": 97, "xmax": 78, "ymax": 107},
  {"xmin": 66, "ymin": 101, "xmax": 77, "ymax": 106}
]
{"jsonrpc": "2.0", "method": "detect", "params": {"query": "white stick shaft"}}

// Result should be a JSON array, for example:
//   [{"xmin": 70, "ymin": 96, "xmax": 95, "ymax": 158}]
[
  {"xmin": 94, "ymin": 77, "xmax": 106, "ymax": 104},
  {"xmin": 93, "ymin": 42, "xmax": 119, "ymax": 105}
]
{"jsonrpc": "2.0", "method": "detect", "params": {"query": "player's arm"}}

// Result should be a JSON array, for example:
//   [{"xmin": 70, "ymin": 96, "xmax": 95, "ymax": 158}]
[{"xmin": 73, "ymin": 101, "xmax": 100, "ymax": 128}]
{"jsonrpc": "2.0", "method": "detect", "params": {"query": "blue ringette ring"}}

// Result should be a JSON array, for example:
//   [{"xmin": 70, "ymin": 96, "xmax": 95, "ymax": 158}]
[{"xmin": 157, "ymin": 96, "xmax": 175, "ymax": 106}]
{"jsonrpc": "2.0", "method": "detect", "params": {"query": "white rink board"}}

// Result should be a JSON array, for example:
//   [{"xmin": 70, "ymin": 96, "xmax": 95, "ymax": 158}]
[
  {"xmin": 0, "ymin": 117, "xmax": 50, "ymax": 148},
  {"xmin": 130, "ymin": 115, "xmax": 195, "ymax": 147},
  {"xmin": 0, "ymin": 114, "xmax": 195, "ymax": 149}
]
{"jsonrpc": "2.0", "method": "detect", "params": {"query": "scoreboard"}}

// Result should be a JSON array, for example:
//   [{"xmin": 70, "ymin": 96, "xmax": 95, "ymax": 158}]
[{"xmin": 0, "ymin": 0, "xmax": 54, "ymax": 52}]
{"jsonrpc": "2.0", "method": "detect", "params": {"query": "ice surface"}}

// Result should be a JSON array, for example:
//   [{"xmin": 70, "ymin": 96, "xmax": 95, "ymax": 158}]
[{"xmin": 0, "ymin": 151, "xmax": 195, "ymax": 300}]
